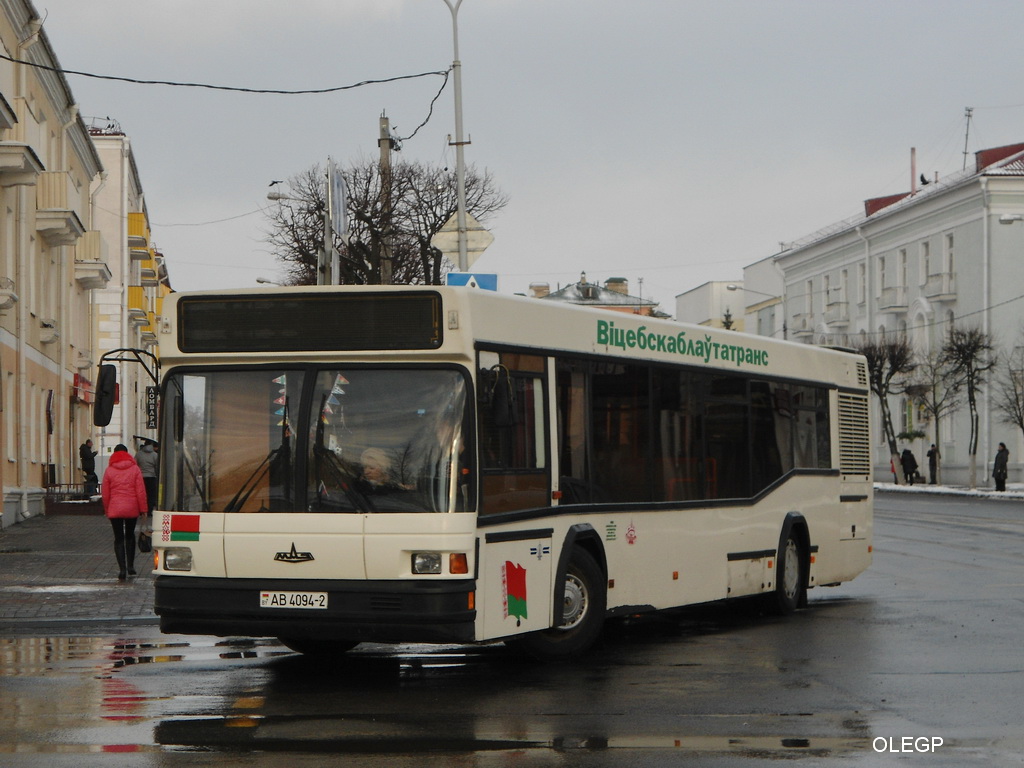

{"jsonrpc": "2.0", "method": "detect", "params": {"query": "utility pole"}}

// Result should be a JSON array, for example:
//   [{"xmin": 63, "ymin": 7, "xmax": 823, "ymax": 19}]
[
  {"xmin": 442, "ymin": 0, "xmax": 470, "ymax": 272},
  {"xmin": 962, "ymin": 107, "xmax": 973, "ymax": 171},
  {"xmin": 378, "ymin": 113, "xmax": 398, "ymax": 285}
]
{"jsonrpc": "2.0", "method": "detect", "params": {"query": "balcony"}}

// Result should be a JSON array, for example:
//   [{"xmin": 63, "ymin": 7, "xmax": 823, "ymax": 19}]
[
  {"xmin": 0, "ymin": 276, "xmax": 17, "ymax": 312},
  {"xmin": 923, "ymin": 272, "xmax": 956, "ymax": 302},
  {"xmin": 127, "ymin": 212, "xmax": 149, "ymax": 248},
  {"xmin": 39, "ymin": 318, "xmax": 59, "ymax": 345},
  {"xmin": 878, "ymin": 286, "xmax": 908, "ymax": 312},
  {"xmin": 824, "ymin": 300, "xmax": 850, "ymax": 327},
  {"xmin": 790, "ymin": 313, "xmax": 814, "ymax": 338},
  {"xmin": 127, "ymin": 285, "xmax": 148, "ymax": 326},
  {"xmin": 74, "ymin": 231, "xmax": 111, "ymax": 290},
  {"xmin": 141, "ymin": 311, "xmax": 158, "ymax": 346},
  {"xmin": 0, "ymin": 141, "xmax": 42, "ymax": 186},
  {"xmin": 130, "ymin": 246, "xmax": 150, "ymax": 261},
  {"xmin": 0, "ymin": 93, "xmax": 16, "ymax": 130},
  {"xmin": 36, "ymin": 171, "xmax": 85, "ymax": 246}
]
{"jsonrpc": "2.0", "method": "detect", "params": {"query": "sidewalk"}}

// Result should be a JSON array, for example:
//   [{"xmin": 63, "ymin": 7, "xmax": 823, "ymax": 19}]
[
  {"xmin": 0, "ymin": 509, "xmax": 156, "ymax": 632},
  {"xmin": 2, "ymin": 482, "xmax": 1022, "ymax": 632}
]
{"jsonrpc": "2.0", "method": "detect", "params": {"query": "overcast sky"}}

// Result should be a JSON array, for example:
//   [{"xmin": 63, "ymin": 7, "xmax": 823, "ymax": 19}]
[{"xmin": 36, "ymin": 0, "xmax": 1024, "ymax": 309}]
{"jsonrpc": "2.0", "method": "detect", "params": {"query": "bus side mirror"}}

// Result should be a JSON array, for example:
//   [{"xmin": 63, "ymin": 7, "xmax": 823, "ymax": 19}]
[{"xmin": 94, "ymin": 364, "xmax": 117, "ymax": 426}]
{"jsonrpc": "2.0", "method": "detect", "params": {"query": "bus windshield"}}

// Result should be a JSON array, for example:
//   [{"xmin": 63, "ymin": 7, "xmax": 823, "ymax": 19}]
[{"xmin": 161, "ymin": 367, "xmax": 469, "ymax": 514}]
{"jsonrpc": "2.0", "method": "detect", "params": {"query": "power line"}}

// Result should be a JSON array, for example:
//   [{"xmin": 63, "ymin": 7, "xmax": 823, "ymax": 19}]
[
  {"xmin": 0, "ymin": 52, "xmax": 449, "ymax": 95},
  {"xmin": 153, "ymin": 209, "xmax": 262, "ymax": 228}
]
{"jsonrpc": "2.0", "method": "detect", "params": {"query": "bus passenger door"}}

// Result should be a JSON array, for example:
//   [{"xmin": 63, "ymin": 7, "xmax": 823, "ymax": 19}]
[
  {"xmin": 480, "ymin": 531, "xmax": 554, "ymax": 640},
  {"xmin": 477, "ymin": 352, "xmax": 550, "ymax": 515}
]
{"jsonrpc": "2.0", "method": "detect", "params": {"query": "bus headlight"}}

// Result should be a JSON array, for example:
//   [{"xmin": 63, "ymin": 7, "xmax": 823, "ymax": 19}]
[
  {"xmin": 412, "ymin": 552, "xmax": 442, "ymax": 574},
  {"xmin": 163, "ymin": 547, "xmax": 193, "ymax": 572}
]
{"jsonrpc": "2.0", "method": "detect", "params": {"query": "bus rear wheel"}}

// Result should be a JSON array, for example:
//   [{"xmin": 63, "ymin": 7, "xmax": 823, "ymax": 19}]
[
  {"xmin": 508, "ymin": 547, "xmax": 606, "ymax": 661},
  {"xmin": 278, "ymin": 638, "xmax": 359, "ymax": 656},
  {"xmin": 766, "ymin": 534, "xmax": 805, "ymax": 615}
]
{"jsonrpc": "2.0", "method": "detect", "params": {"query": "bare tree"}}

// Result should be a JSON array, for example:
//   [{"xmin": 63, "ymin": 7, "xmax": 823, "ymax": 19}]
[
  {"xmin": 992, "ymin": 339, "xmax": 1024, "ymax": 446},
  {"xmin": 940, "ymin": 326, "xmax": 996, "ymax": 489},
  {"xmin": 263, "ymin": 159, "xmax": 508, "ymax": 286},
  {"xmin": 903, "ymin": 349, "xmax": 965, "ymax": 484},
  {"xmin": 852, "ymin": 335, "xmax": 917, "ymax": 484}
]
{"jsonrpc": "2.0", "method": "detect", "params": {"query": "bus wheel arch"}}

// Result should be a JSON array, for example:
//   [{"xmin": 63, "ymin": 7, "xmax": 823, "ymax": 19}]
[
  {"xmin": 508, "ymin": 525, "xmax": 608, "ymax": 660},
  {"xmin": 767, "ymin": 512, "xmax": 811, "ymax": 615}
]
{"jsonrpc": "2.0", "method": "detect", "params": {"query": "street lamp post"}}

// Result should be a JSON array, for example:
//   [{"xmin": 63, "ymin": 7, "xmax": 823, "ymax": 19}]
[{"xmin": 441, "ymin": 0, "xmax": 469, "ymax": 272}]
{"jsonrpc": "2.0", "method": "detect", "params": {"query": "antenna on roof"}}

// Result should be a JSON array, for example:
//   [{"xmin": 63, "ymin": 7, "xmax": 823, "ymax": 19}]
[{"xmin": 962, "ymin": 107, "xmax": 973, "ymax": 171}]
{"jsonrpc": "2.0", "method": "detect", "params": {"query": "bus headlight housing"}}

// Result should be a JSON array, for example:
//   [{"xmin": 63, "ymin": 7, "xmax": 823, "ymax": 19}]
[
  {"xmin": 412, "ymin": 552, "xmax": 442, "ymax": 574},
  {"xmin": 163, "ymin": 547, "xmax": 193, "ymax": 572}
]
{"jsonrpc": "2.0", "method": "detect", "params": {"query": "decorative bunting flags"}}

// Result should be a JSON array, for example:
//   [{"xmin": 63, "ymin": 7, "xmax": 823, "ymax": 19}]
[
  {"xmin": 320, "ymin": 373, "xmax": 349, "ymax": 428},
  {"xmin": 272, "ymin": 374, "xmax": 291, "ymax": 438}
]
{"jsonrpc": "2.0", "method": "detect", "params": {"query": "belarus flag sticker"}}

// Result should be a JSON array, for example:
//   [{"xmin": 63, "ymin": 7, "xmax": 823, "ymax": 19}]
[{"xmin": 170, "ymin": 514, "xmax": 201, "ymax": 542}]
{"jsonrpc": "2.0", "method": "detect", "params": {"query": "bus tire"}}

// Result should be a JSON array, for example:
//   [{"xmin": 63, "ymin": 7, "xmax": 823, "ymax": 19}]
[
  {"xmin": 508, "ymin": 547, "xmax": 606, "ymax": 661},
  {"xmin": 766, "ymin": 533, "xmax": 805, "ymax": 616},
  {"xmin": 278, "ymin": 637, "xmax": 359, "ymax": 656}
]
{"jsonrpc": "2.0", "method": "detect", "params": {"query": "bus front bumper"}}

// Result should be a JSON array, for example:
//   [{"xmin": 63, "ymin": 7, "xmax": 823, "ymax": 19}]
[{"xmin": 155, "ymin": 575, "xmax": 477, "ymax": 643}]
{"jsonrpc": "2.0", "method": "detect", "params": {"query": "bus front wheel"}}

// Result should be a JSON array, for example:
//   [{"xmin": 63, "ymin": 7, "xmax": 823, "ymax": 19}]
[
  {"xmin": 766, "ymin": 533, "xmax": 806, "ymax": 615},
  {"xmin": 508, "ymin": 547, "xmax": 606, "ymax": 661}
]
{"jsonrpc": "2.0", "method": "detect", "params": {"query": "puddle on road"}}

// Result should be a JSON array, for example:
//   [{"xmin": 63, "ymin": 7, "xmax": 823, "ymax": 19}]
[{"xmin": 150, "ymin": 712, "xmax": 873, "ymax": 758}]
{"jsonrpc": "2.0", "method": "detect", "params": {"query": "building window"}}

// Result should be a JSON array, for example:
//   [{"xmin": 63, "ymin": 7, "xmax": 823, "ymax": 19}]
[
  {"xmin": 945, "ymin": 233, "xmax": 954, "ymax": 274},
  {"xmin": 920, "ymin": 241, "xmax": 931, "ymax": 283},
  {"xmin": 858, "ymin": 263, "xmax": 866, "ymax": 305},
  {"xmin": 898, "ymin": 248, "xmax": 907, "ymax": 288},
  {"xmin": 878, "ymin": 256, "xmax": 887, "ymax": 292}
]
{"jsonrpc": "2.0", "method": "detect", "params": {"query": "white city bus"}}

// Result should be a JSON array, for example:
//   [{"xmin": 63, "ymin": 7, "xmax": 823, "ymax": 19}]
[{"xmin": 142, "ymin": 286, "xmax": 872, "ymax": 659}]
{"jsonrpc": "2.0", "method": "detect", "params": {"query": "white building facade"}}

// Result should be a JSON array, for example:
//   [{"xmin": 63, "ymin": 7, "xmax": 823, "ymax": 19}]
[
  {"xmin": 1, "ymin": 0, "xmax": 169, "ymax": 527},
  {"xmin": 89, "ymin": 129, "xmax": 165, "ymax": 475},
  {"xmin": 745, "ymin": 143, "xmax": 1024, "ymax": 486},
  {"xmin": 1, "ymin": 0, "xmax": 107, "ymax": 526}
]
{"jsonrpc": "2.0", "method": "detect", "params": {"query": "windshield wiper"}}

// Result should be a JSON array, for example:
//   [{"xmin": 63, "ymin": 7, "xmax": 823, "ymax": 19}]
[{"xmin": 222, "ymin": 444, "xmax": 288, "ymax": 513}]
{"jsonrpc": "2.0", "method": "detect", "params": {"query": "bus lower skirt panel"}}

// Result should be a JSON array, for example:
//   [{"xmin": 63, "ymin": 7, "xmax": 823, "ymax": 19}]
[{"xmin": 155, "ymin": 575, "xmax": 477, "ymax": 644}]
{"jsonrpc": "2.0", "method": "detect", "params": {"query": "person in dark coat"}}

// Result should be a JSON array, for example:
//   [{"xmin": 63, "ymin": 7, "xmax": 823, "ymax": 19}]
[
  {"xmin": 992, "ymin": 442, "xmax": 1010, "ymax": 492},
  {"xmin": 926, "ymin": 444, "xmax": 940, "ymax": 485},
  {"xmin": 102, "ymin": 444, "xmax": 148, "ymax": 580},
  {"xmin": 79, "ymin": 439, "xmax": 96, "ymax": 476},
  {"xmin": 900, "ymin": 449, "xmax": 919, "ymax": 485},
  {"xmin": 135, "ymin": 441, "xmax": 159, "ymax": 513}
]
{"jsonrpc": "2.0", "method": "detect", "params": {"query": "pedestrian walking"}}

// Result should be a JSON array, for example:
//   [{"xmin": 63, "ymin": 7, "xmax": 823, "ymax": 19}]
[
  {"xmin": 993, "ymin": 442, "xmax": 1010, "ymax": 492},
  {"xmin": 80, "ymin": 438, "xmax": 99, "ymax": 495},
  {"xmin": 135, "ymin": 440, "xmax": 159, "ymax": 514},
  {"xmin": 79, "ymin": 439, "xmax": 96, "ymax": 477},
  {"xmin": 901, "ymin": 448, "xmax": 919, "ymax": 485},
  {"xmin": 927, "ymin": 444, "xmax": 940, "ymax": 485},
  {"xmin": 101, "ymin": 444, "xmax": 148, "ymax": 580}
]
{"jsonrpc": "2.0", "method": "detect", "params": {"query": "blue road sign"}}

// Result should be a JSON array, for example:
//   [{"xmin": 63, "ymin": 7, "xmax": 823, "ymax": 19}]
[{"xmin": 446, "ymin": 273, "xmax": 498, "ymax": 291}]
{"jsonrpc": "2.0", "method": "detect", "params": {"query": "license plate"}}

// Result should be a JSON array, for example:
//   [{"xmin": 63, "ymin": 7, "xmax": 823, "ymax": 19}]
[{"xmin": 259, "ymin": 591, "xmax": 328, "ymax": 609}]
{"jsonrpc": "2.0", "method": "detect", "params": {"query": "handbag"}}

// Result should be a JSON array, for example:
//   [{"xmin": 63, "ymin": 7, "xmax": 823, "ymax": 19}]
[{"xmin": 138, "ymin": 529, "xmax": 152, "ymax": 553}]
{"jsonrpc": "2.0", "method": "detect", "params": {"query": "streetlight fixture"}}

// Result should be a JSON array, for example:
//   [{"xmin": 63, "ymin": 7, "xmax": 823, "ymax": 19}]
[
  {"xmin": 441, "ymin": 0, "xmax": 470, "ymax": 272},
  {"xmin": 726, "ymin": 284, "xmax": 786, "ymax": 339}
]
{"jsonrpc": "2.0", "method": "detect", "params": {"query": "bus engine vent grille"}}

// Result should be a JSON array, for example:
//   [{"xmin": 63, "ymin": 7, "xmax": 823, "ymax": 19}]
[
  {"xmin": 856, "ymin": 362, "xmax": 868, "ymax": 387},
  {"xmin": 838, "ymin": 393, "xmax": 871, "ymax": 476},
  {"xmin": 369, "ymin": 595, "xmax": 404, "ymax": 612}
]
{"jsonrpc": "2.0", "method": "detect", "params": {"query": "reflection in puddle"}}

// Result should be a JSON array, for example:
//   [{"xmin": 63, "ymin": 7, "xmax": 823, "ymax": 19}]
[{"xmin": 153, "ymin": 713, "xmax": 870, "ymax": 757}]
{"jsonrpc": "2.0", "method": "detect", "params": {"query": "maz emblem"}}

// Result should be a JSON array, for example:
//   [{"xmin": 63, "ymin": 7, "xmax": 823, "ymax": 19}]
[{"xmin": 274, "ymin": 543, "xmax": 314, "ymax": 563}]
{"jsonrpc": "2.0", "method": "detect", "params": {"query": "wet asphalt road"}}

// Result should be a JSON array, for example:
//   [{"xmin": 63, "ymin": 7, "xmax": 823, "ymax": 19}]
[{"xmin": 1, "ymin": 491, "xmax": 1022, "ymax": 767}]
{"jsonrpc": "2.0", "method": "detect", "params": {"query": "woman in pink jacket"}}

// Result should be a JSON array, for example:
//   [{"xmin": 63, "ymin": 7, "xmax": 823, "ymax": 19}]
[{"xmin": 101, "ymin": 444, "xmax": 148, "ymax": 580}]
